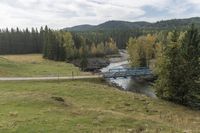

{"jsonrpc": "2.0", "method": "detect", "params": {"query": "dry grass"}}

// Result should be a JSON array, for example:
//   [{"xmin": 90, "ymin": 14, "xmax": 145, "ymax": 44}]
[
  {"xmin": 0, "ymin": 80, "xmax": 199, "ymax": 132},
  {"xmin": 0, "ymin": 55, "xmax": 199, "ymax": 132},
  {"xmin": 1, "ymin": 54, "xmax": 45, "ymax": 63},
  {"xmin": 0, "ymin": 54, "xmax": 91, "ymax": 77}
]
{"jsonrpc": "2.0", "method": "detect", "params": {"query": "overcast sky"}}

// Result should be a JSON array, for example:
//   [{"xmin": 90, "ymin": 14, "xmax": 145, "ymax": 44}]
[{"xmin": 0, "ymin": 0, "xmax": 200, "ymax": 29}]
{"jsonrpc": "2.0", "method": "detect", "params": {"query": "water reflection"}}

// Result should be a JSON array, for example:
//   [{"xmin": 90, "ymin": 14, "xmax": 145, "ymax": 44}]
[{"xmin": 101, "ymin": 60, "xmax": 156, "ymax": 98}]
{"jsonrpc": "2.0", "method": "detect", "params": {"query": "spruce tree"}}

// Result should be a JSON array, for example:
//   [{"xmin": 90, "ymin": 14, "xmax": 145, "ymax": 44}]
[
  {"xmin": 179, "ymin": 25, "xmax": 200, "ymax": 106},
  {"xmin": 155, "ymin": 26, "xmax": 200, "ymax": 107},
  {"xmin": 154, "ymin": 31, "xmax": 183, "ymax": 101}
]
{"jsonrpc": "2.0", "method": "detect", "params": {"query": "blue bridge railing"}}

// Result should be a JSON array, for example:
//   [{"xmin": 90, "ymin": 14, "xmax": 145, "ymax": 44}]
[{"xmin": 103, "ymin": 67, "xmax": 153, "ymax": 78}]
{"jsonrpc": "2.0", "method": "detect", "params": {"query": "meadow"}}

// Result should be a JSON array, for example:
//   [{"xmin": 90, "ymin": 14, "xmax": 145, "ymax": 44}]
[
  {"xmin": 0, "ymin": 55, "xmax": 199, "ymax": 133},
  {"xmin": 0, "ymin": 54, "xmax": 90, "ymax": 77}
]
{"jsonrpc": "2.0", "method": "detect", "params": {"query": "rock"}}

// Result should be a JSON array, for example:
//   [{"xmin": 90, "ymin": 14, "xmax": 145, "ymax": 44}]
[
  {"xmin": 124, "ymin": 103, "xmax": 131, "ymax": 106},
  {"xmin": 72, "ymin": 57, "xmax": 110, "ymax": 72},
  {"xmin": 51, "ymin": 96, "xmax": 65, "ymax": 102},
  {"xmin": 127, "ymin": 129, "xmax": 133, "ymax": 132},
  {"xmin": 9, "ymin": 112, "xmax": 18, "ymax": 117}
]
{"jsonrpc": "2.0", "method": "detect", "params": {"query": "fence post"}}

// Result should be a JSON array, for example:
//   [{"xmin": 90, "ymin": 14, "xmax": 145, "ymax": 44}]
[
  {"xmin": 57, "ymin": 73, "xmax": 59, "ymax": 83},
  {"xmin": 72, "ymin": 71, "xmax": 74, "ymax": 80}
]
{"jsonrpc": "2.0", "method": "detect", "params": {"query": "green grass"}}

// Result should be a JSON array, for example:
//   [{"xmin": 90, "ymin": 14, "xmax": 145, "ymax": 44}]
[
  {"xmin": 0, "ymin": 54, "xmax": 199, "ymax": 132},
  {"xmin": 0, "ymin": 79, "xmax": 199, "ymax": 133},
  {"xmin": 0, "ymin": 54, "xmax": 90, "ymax": 77}
]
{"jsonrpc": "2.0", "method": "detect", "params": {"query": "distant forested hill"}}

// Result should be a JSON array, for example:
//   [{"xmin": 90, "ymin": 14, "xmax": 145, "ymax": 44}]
[
  {"xmin": 65, "ymin": 17, "xmax": 200, "ymax": 31},
  {"xmin": 65, "ymin": 21, "xmax": 151, "ymax": 31},
  {"xmin": 65, "ymin": 17, "xmax": 200, "ymax": 49},
  {"xmin": 0, "ymin": 17, "xmax": 199, "ymax": 55}
]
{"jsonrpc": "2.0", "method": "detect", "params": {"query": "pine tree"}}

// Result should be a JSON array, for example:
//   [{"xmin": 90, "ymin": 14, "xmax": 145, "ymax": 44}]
[
  {"xmin": 43, "ymin": 26, "xmax": 49, "ymax": 58},
  {"xmin": 155, "ymin": 26, "xmax": 200, "ymax": 107},
  {"xmin": 179, "ymin": 25, "xmax": 200, "ymax": 105},
  {"xmin": 80, "ymin": 56, "xmax": 88, "ymax": 71},
  {"xmin": 154, "ymin": 31, "xmax": 183, "ymax": 101}
]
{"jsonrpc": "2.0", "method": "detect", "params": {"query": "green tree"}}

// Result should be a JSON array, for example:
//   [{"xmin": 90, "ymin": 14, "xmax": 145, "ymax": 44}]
[
  {"xmin": 96, "ymin": 42, "xmax": 105, "ymax": 56},
  {"xmin": 154, "ymin": 31, "xmax": 183, "ymax": 101},
  {"xmin": 105, "ymin": 38, "xmax": 118, "ymax": 54},
  {"xmin": 127, "ymin": 34, "xmax": 157, "ymax": 67},
  {"xmin": 179, "ymin": 25, "xmax": 200, "ymax": 105},
  {"xmin": 62, "ymin": 32, "xmax": 74, "ymax": 61},
  {"xmin": 91, "ymin": 43, "xmax": 97, "ymax": 56},
  {"xmin": 127, "ymin": 37, "xmax": 141, "ymax": 67},
  {"xmin": 80, "ymin": 56, "xmax": 88, "ymax": 71},
  {"xmin": 155, "ymin": 26, "xmax": 200, "ymax": 107}
]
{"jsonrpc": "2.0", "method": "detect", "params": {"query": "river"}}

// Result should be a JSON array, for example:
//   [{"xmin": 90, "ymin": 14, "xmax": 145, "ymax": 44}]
[{"xmin": 101, "ymin": 50, "xmax": 157, "ymax": 98}]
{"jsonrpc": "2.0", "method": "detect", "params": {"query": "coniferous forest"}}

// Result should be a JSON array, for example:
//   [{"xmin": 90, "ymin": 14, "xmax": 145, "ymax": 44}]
[
  {"xmin": 0, "ymin": 20, "xmax": 199, "ymax": 109},
  {"xmin": 0, "ymin": 26, "xmax": 118, "ymax": 61},
  {"xmin": 0, "ymin": 0, "xmax": 200, "ymax": 132},
  {"xmin": 127, "ymin": 25, "xmax": 200, "ymax": 108},
  {"xmin": 1, "ymin": 17, "xmax": 200, "ymax": 56},
  {"xmin": 0, "ymin": 28, "xmax": 43, "ymax": 54}
]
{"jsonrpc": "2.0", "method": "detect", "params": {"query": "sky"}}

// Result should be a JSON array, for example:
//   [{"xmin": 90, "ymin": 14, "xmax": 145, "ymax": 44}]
[{"xmin": 0, "ymin": 0, "xmax": 200, "ymax": 29}]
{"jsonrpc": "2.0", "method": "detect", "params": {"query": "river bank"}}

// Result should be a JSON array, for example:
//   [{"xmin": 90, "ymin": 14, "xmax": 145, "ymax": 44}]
[
  {"xmin": 0, "ymin": 54, "xmax": 199, "ymax": 132},
  {"xmin": 71, "ymin": 50, "xmax": 127, "ymax": 72},
  {"xmin": 70, "ymin": 50, "xmax": 156, "ymax": 98},
  {"xmin": 101, "ymin": 50, "xmax": 157, "ymax": 98},
  {"xmin": 72, "ymin": 57, "xmax": 110, "ymax": 72}
]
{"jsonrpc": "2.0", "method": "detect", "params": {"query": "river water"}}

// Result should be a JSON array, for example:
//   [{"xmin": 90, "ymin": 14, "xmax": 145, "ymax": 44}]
[{"xmin": 101, "ymin": 51, "xmax": 156, "ymax": 98}]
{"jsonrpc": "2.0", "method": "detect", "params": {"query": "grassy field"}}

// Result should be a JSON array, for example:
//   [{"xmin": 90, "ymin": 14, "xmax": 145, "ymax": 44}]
[
  {"xmin": 0, "ymin": 55, "xmax": 199, "ymax": 132},
  {"xmin": 0, "ymin": 80, "xmax": 199, "ymax": 133},
  {"xmin": 0, "ymin": 54, "xmax": 90, "ymax": 77}
]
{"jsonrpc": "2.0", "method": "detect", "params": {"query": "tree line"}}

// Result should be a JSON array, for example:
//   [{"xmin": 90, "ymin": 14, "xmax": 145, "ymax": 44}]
[
  {"xmin": 0, "ymin": 28, "xmax": 43, "ymax": 54},
  {"xmin": 70, "ymin": 29, "xmax": 145, "ymax": 49},
  {"xmin": 127, "ymin": 34, "xmax": 157, "ymax": 68},
  {"xmin": 127, "ymin": 25, "xmax": 200, "ymax": 108},
  {"xmin": 43, "ymin": 27, "xmax": 118, "ymax": 61},
  {"xmin": 0, "ymin": 27, "xmax": 118, "ymax": 61}
]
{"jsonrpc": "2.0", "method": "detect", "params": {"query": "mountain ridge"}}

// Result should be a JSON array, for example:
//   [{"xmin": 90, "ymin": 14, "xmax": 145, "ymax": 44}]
[{"xmin": 65, "ymin": 17, "xmax": 200, "ymax": 31}]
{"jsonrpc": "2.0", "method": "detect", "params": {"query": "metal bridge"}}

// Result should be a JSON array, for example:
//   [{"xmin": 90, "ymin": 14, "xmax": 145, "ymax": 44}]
[{"xmin": 102, "ymin": 67, "xmax": 153, "ymax": 78}]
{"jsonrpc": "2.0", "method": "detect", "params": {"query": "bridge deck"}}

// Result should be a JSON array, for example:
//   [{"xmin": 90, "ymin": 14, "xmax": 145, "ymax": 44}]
[{"xmin": 103, "ymin": 67, "xmax": 153, "ymax": 78}]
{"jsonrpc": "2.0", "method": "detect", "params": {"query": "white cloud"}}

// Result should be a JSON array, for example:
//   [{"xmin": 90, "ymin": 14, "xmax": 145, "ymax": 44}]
[{"xmin": 0, "ymin": 0, "xmax": 199, "ymax": 29}]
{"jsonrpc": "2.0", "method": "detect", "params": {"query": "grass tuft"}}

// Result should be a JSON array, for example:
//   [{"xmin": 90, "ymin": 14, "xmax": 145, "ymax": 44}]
[{"xmin": 0, "ymin": 55, "xmax": 199, "ymax": 132}]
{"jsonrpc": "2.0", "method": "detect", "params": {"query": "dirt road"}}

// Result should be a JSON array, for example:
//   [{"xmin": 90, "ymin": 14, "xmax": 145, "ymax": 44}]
[{"xmin": 0, "ymin": 75, "xmax": 103, "ymax": 81}]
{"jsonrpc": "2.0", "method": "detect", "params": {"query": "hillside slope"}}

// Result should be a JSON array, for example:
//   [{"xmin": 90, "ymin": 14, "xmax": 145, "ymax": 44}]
[
  {"xmin": 65, "ymin": 17, "xmax": 200, "ymax": 31},
  {"xmin": 0, "ymin": 56, "xmax": 199, "ymax": 132},
  {"xmin": 0, "ymin": 54, "xmax": 90, "ymax": 77}
]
